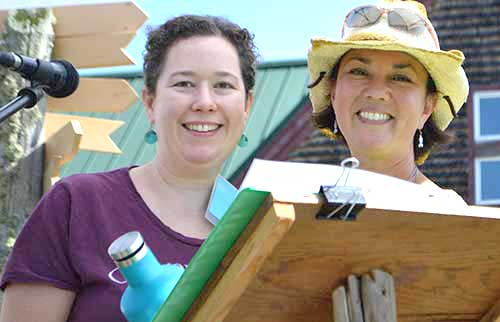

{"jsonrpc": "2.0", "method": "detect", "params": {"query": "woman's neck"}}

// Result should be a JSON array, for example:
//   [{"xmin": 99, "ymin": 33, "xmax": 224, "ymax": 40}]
[
  {"xmin": 130, "ymin": 159, "xmax": 221, "ymax": 239},
  {"xmin": 353, "ymin": 153, "xmax": 420, "ymax": 183},
  {"xmin": 148, "ymin": 158, "xmax": 217, "ymax": 212}
]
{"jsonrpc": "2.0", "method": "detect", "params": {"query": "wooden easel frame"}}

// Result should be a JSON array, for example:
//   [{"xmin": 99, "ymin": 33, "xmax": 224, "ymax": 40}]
[{"xmin": 182, "ymin": 194, "xmax": 500, "ymax": 322}]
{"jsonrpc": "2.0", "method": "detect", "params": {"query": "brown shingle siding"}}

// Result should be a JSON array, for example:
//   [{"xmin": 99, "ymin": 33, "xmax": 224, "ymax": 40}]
[
  {"xmin": 431, "ymin": 0, "xmax": 500, "ymax": 10},
  {"xmin": 429, "ymin": 0, "xmax": 500, "ymax": 85},
  {"xmin": 438, "ymin": 27, "xmax": 500, "ymax": 39},
  {"xmin": 429, "ymin": 0, "xmax": 500, "ymax": 202},
  {"xmin": 432, "ymin": 11, "xmax": 500, "ymax": 21}
]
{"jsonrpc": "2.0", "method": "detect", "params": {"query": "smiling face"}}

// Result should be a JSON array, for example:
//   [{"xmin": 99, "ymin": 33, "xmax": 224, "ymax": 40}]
[
  {"xmin": 331, "ymin": 49, "xmax": 436, "ymax": 162},
  {"xmin": 143, "ymin": 36, "xmax": 252, "ymax": 170}
]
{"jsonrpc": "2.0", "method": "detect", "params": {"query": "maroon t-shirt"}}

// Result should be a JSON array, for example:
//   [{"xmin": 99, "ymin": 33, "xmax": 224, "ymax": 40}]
[{"xmin": 0, "ymin": 167, "xmax": 203, "ymax": 321}]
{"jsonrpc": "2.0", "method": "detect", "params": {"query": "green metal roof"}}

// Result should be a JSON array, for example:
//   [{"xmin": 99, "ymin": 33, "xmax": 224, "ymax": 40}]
[{"xmin": 60, "ymin": 60, "xmax": 309, "ymax": 179}]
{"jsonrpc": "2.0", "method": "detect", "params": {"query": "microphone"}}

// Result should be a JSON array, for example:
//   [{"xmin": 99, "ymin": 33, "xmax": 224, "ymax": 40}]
[{"xmin": 0, "ymin": 52, "xmax": 79, "ymax": 98}]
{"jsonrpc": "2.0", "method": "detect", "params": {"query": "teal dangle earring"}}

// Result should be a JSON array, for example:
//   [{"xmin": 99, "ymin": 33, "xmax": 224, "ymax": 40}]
[
  {"xmin": 144, "ymin": 124, "xmax": 158, "ymax": 144},
  {"xmin": 238, "ymin": 133, "xmax": 248, "ymax": 147}
]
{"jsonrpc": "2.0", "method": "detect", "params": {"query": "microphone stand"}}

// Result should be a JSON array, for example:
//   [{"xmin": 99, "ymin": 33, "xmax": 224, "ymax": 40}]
[{"xmin": 0, "ymin": 84, "xmax": 45, "ymax": 124}]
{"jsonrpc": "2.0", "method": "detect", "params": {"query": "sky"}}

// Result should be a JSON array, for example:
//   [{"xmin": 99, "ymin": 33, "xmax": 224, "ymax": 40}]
[
  {"xmin": 3, "ymin": 0, "xmax": 376, "ymax": 72},
  {"xmin": 129, "ymin": 0, "xmax": 376, "ymax": 63}
]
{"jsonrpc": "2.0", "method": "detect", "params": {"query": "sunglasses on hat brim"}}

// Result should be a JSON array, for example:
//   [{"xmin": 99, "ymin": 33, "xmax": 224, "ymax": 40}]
[{"xmin": 341, "ymin": 5, "xmax": 440, "ymax": 49}]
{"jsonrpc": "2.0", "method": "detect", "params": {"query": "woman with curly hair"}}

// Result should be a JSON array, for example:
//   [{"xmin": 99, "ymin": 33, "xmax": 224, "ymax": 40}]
[{"xmin": 0, "ymin": 15, "xmax": 257, "ymax": 321}]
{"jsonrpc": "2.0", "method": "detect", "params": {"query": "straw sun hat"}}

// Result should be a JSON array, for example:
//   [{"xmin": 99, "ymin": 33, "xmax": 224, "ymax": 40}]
[{"xmin": 307, "ymin": 0, "xmax": 469, "ymax": 139}]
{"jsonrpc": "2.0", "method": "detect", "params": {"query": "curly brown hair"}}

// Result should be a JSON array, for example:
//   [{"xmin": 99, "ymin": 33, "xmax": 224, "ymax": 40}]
[
  {"xmin": 311, "ymin": 56, "xmax": 451, "ymax": 165},
  {"xmin": 143, "ymin": 15, "xmax": 258, "ymax": 96}
]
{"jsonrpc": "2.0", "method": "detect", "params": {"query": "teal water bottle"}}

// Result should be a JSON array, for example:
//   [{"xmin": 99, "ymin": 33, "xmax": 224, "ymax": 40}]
[{"xmin": 108, "ymin": 231, "xmax": 184, "ymax": 322}]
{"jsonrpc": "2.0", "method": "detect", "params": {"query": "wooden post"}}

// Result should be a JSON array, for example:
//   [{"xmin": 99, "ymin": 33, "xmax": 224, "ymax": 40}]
[
  {"xmin": 332, "ymin": 287, "xmax": 350, "ymax": 322},
  {"xmin": 346, "ymin": 275, "xmax": 364, "ymax": 322},
  {"xmin": 332, "ymin": 270, "xmax": 397, "ymax": 322},
  {"xmin": 0, "ymin": 8, "xmax": 54, "ymax": 288},
  {"xmin": 361, "ymin": 270, "xmax": 397, "ymax": 322},
  {"xmin": 481, "ymin": 298, "xmax": 500, "ymax": 322},
  {"xmin": 43, "ymin": 120, "xmax": 83, "ymax": 192}
]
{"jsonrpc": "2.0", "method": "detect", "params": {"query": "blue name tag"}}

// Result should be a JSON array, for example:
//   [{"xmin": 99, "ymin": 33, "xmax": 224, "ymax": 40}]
[{"xmin": 205, "ymin": 175, "xmax": 239, "ymax": 225}]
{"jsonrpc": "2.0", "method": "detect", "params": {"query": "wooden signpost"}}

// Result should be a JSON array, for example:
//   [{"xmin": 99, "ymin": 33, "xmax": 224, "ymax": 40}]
[
  {"xmin": 0, "ymin": 1, "xmax": 147, "ymax": 190},
  {"xmin": 47, "ymin": 78, "xmax": 137, "ymax": 113}
]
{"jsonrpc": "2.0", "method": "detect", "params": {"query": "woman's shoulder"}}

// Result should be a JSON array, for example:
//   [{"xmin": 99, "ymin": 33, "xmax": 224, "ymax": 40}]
[
  {"xmin": 30, "ymin": 167, "xmax": 138, "ymax": 220},
  {"xmin": 36, "ymin": 167, "xmax": 140, "ymax": 213},
  {"xmin": 54, "ymin": 167, "xmax": 136, "ymax": 193}
]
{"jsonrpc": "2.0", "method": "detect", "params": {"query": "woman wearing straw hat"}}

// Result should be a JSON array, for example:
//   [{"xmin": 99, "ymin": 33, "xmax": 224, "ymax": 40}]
[
  {"xmin": 308, "ymin": 1, "xmax": 474, "ymax": 317},
  {"xmin": 307, "ymin": 0, "xmax": 468, "ymax": 199}
]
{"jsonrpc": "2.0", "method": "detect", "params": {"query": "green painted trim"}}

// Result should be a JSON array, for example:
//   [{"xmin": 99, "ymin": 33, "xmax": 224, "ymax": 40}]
[
  {"xmin": 78, "ymin": 65, "xmax": 144, "ymax": 79},
  {"xmin": 77, "ymin": 59, "xmax": 307, "ymax": 78},
  {"xmin": 257, "ymin": 59, "xmax": 307, "ymax": 69}
]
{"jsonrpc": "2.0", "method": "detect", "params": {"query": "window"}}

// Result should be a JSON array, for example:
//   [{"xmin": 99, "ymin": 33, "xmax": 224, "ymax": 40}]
[
  {"xmin": 471, "ymin": 89, "xmax": 500, "ymax": 205},
  {"xmin": 473, "ymin": 91, "xmax": 500, "ymax": 142},
  {"xmin": 475, "ymin": 157, "xmax": 500, "ymax": 205}
]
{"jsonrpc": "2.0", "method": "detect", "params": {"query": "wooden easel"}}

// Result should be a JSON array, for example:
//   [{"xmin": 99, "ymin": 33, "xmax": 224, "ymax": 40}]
[{"xmin": 181, "ymin": 192, "xmax": 500, "ymax": 322}]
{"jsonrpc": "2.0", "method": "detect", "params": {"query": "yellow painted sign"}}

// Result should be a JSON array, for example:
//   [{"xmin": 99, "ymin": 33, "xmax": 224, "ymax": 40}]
[{"xmin": 45, "ymin": 113, "xmax": 124, "ymax": 154}]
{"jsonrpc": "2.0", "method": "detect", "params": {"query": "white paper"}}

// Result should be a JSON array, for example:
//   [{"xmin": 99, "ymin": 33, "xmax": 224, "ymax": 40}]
[
  {"xmin": 241, "ymin": 158, "xmax": 419, "ymax": 196},
  {"xmin": 240, "ymin": 159, "xmax": 466, "ymax": 214}
]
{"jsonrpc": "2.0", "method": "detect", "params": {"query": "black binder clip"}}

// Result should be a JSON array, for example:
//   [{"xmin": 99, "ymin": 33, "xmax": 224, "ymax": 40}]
[{"xmin": 316, "ymin": 157, "xmax": 366, "ymax": 221}]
